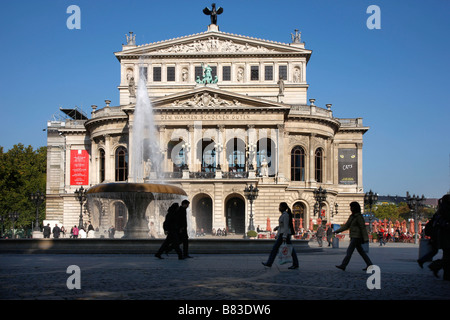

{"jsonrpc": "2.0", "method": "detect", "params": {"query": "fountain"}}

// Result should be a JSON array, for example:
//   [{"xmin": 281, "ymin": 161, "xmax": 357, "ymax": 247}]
[{"xmin": 86, "ymin": 65, "xmax": 189, "ymax": 239}]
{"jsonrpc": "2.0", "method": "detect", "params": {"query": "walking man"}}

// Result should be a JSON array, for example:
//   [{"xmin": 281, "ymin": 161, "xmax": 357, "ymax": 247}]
[
  {"xmin": 316, "ymin": 224, "xmax": 324, "ymax": 247},
  {"xmin": 43, "ymin": 223, "xmax": 51, "ymax": 238},
  {"xmin": 334, "ymin": 202, "xmax": 373, "ymax": 271},
  {"xmin": 52, "ymin": 224, "xmax": 61, "ymax": 239},
  {"xmin": 177, "ymin": 200, "xmax": 192, "ymax": 259},
  {"xmin": 155, "ymin": 203, "xmax": 184, "ymax": 260}
]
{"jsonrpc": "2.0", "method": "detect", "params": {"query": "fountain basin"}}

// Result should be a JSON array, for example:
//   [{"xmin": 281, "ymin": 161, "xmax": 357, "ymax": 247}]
[{"xmin": 87, "ymin": 182, "xmax": 187, "ymax": 239}]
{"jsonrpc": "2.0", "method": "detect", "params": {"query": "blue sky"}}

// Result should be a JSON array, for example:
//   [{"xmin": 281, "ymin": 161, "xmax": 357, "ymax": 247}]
[{"xmin": 0, "ymin": 0, "xmax": 449, "ymax": 198}]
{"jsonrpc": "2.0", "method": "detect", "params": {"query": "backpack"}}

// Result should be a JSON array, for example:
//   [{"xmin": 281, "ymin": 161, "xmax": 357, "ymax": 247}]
[{"xmin": 163, "ymin": 210, "xmax": 175, "ymax": 232}]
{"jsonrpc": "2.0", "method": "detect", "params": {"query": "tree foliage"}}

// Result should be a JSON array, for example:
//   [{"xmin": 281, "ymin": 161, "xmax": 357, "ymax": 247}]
[
  {"xmin": 369, "ymin": 201, "xmax": 435, "ymax": 223},
  {"xmin": 0, "ymin": 144, "xmax": 46, "ymax": 230}
]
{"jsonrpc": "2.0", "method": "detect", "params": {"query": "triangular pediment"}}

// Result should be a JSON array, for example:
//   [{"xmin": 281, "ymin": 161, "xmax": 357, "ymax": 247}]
[
  {"xmin": 151, "ymin": 86, "xmax": 289, "ymax": 111},
  {"xmin": 115, "ymin": 29, "xmax": 311, "ymax": 59}
]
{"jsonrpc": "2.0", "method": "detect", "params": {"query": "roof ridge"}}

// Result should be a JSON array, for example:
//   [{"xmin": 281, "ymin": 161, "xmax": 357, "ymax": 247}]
[{"xmin": 135, "ymin": 28, "xmax": 290, "ymax": 48}]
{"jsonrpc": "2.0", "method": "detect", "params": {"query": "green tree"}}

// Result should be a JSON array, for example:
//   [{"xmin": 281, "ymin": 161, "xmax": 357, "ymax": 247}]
[
  {"xmin": 0, "ymin": 144, "xmax": 46, "ymax": 233},
  {"xmin": 373, "ymin": 203, "xmax": 400, "ymax": 221}
]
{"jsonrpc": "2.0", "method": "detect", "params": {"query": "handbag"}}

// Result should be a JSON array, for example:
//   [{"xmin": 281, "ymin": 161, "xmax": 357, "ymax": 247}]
[
  {"xmin": 278, "ymin": 242, "xmax": 292, "ymax": 265},
  {"xmin": 361, "ymin": 241, "xmax": 369, "ymax": 253}
]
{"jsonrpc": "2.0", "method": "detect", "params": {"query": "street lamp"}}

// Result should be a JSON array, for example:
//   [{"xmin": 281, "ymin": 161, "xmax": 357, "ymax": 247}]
[
  {"xmin": 406, "ymin": 191, "xmax": 426, "ymax": 244},
  {"xmin": 364, "ymin": 190, "xmax": 378, "ymax": 233},
  {"xmin": 75, "ymin": 186, "xmax": 87, "ymax": 229},
  {"xmin": 331, "ymin": 202, "xmax": 339, "ymax": 218},
  {"xmin": 30, "ymin": 189, "xmax": 45, "ymax": 231},
  {"xmin": 313, "ymin": 186, "xmax": 327, "ymax": 219},
  {"xmin": 244, "ymin": 184, "xmax": 259, "ymax": 232},
  {"xmin": 9, "ymin": 212, "xmax": 20, "ymax": 238}
]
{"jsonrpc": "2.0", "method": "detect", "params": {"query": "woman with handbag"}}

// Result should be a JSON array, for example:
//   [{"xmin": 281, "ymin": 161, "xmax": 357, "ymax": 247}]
[
  {"xmin": 334, "ymin": 202, "xmax": 373, "ymax": 271},
  {"xmin": 262, "ymin": 202, "xmax": 299, "ymax": 269}
]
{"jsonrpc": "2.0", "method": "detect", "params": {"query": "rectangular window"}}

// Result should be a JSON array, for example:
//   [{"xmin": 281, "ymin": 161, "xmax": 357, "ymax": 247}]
[
  {"xmin": 222, "ymin": 66, "xmax": 231, "ymax": 81},
  {"xmin": 195, "ymin": 66, "xmax": 203, "ymax": 81},
  {"xmin": 211, "ymin": 66, "xmax": 217, "ymax": 80},
  {"xmin": 265, "ymin": 65, "xmax": 273, "ymax": 81},
  {"xmin": 139, "ymin": 67, "xmax": 148, "ymax": 82},
  {"xmin": 279, "ymin": 65, "xmax": 287, "ymax": 80},
  {"xmin": 153, "ymin": 66, "xmax": 161, "ymax": 82},
  {"xmin": 251, "ymin": 66, "xmax": 259, "ymax": 81},
  {"xmin": 167, "ymin": 66, "xmax": 175, "ymax": 81}
]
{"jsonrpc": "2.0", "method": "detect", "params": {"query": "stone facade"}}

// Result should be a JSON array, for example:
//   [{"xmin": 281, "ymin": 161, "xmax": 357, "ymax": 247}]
[{"xmin": 46, "ymin": 24, "xmax": 369, "ymax": 237}]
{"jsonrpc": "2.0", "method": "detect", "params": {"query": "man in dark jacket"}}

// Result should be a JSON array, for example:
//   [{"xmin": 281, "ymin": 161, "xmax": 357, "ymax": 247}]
[
  {"xmin": 316, "ymin": 224, "xmax": 324, "ymax": 247},
  {"xmin": 427, "ymin": 194, "xmax": 450, "ymax": 281},
  {"xmin": 155, "ymin": 203, "xmax": 183, "ymax": 260},
  {"xmin": 43, "ymin": 224, "xmax": 51, "ymax": 238},
  {"xmin": 177, "ymin": 200, "xmax": 192, "ymax": 259},
  {"xmin": 334, "ymin": 202, "xmax": 373, "ymax": 271},
  {"xmin": 52, "ymin": 224, "xmax": 61, "ymax": 239}
]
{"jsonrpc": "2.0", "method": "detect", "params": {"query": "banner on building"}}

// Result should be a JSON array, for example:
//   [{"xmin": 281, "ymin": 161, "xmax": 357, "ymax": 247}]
[
  {"xmin": 338, "ymin": 148, "xmax": 357, "ymax": 185},
  {"xmin": 70, "ymin": 150, "xmax": 89, "ymax": 185}
]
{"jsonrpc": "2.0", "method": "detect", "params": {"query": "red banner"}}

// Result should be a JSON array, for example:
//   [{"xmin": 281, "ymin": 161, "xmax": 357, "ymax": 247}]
[{"xmin": 70, "ymin": 150, "xmax": 89, "ymax": 185}]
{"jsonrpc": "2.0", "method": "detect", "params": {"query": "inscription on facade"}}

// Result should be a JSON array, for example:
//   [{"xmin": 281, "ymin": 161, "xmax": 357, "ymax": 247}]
[{"xmin": 160, "ymin": 114, "xmax": 251, "ymax": 121}]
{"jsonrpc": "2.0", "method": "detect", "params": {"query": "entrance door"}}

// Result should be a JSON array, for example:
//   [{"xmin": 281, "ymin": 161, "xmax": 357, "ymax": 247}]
[
  {"xmin": 293, "ymin": 202, "xmax": 305, "ymax": 233},
  {"xmin": 114, "ymin": 202, "xmax": 127, "ymax": 231},
  {"xmin": 226, "ymin": 197, "xmax": 245, "ymax": 234},
  {"xmin": 194, "ymin": 196, "xmax": 213, "ymax": 234}
]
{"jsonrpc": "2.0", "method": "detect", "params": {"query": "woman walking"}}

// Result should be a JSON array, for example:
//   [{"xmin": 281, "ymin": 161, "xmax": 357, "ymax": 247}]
[
  {"xmin": 262, "ymin": 202, "xmax": 299, "ymax": 269},
  {"xmin": 334, "ymin": 202, "xmax": 373, "ymax": 271}
]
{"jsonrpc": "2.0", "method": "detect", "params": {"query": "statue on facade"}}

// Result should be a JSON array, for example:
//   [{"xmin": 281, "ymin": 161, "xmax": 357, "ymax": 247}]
[
  {"xmin": 196, "ymin": 64, "xmax": 218, "ymax": 84},
  {"xmin": 278, "ymin": 76, "xmax": 285, "ymax": 95},
  {"xmin": 203, "ymin": 3, "xmax": 223, "ymax": 25},
  {"xmin": 128, "ymin": 76, "xmax": 136, "ymax": 97},
  {"xmin": 261, "ymin": 158, "xmax": 269, "ymax": 177}
]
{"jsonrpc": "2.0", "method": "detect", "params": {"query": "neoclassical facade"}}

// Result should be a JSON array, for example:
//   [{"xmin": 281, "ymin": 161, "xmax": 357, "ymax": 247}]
[{"xmin": 46, "ymin": 23, "xmax": 369, "ymax": 237}]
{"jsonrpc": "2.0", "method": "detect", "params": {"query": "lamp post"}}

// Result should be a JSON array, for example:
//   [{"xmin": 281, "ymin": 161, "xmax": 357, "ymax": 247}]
[
  {"xmin": 364, "ymin": 190, "xmax": 378, "ymax": 234},
  {"xmin": 30, "ymin": 189, "xmax": 45, "ymax": 231},
  {"xmin": 244, "ymin": 184, "xmax": 259, "ymax": 232},
  {"xmin": 9, "ymin": 212, "xmax": 20, "ymax": 238},
  {"xmin": 313, "ymin": 186, "xmax": 327, "ymax": 221},
  {"xmin": 75, "ymin": 186, "xmax": 87, "ymax": 229},
  {"xmin": 331, "ymin": 202, "xmax": 339, "ymax": 218},
  {"xmin": 0, "ymin": 215, "xmax": 4, "ymax": 238},
  {"xmin": 406, "ymin": 191, "xmax": 426, "ymax": 244}
]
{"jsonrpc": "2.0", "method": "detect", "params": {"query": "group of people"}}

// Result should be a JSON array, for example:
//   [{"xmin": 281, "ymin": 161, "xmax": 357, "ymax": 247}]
[
  {"xmin": 417, "ymin": 194, "xmax": 450, "ymax": 281},
  {"xmin": 155, "ymin": 200, "xmax": 192, "ymax": 260},
  {"xmin": 42, "ymin": 222, "xmax": 96, "ymax": 239},
  {"xmin": 261, "ymin": 201, "xmax": 373, "ymax": 272}
]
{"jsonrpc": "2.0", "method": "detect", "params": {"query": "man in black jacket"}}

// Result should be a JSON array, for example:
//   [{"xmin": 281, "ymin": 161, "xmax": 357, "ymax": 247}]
[
  {"xmin": 52, "ymin": 224, "xmax": 61, "ymax": 239},
  {"xmin": 177, "ymin": 200, "xmax": 192, "ymax": 259},
  {"xmin": 43, "ymin": 224, "xmax": 51, "ymax": 238},
  {"xmin": 155, "ymin": 203, "xmax": 183, "ymax": 260}
]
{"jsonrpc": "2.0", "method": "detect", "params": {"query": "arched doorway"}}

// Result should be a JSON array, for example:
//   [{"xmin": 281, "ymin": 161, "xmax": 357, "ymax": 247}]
[
  {"xmin": 114, "ymin": 201, "xmax": 127, "ymax": 231},
  {"xmin": 293, "ymin": 202, "xmax": 306, "ymax": 233},
  {"xmin": 192, "ymin": 195, "xmax": 213, "ymax": 234},
  {"xmin": 225, "ymin": 196, "xmax": 245, "ymax": 234}
]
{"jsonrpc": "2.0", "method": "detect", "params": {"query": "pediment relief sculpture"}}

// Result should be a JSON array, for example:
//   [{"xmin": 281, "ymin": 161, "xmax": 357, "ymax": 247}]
[
  {"xmin": 155, "ymin": 37, "xmax": 274, "ymax": 54},
  {"xmin": 171, "ymin": 93, "xmax": 242, "ymax": 108}
]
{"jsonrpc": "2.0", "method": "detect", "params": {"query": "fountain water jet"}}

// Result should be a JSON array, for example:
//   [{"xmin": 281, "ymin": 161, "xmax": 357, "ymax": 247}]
[{"xmin": 86, "ymin": 65, "xmax": 190, "ymax": 239}]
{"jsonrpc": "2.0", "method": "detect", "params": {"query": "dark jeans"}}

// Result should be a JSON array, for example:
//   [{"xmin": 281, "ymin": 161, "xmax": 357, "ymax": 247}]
[
  {"xmin": 156, "ymin": 231, "xmax": 183, "ymax": 258},
  {"xmin": 418, "ymin": 242, "xmax": 439, "ymax": 264},
  {"xmin": 180, "ymin": 231, "xmax": 189, "ymax": 257},
  {"xmin": 341, "ymin": 238, "xmax": 373, "ymax": 268},
  {"xmin": 265, "ymin": 234, "xmax": 299, "ymax": 267}
]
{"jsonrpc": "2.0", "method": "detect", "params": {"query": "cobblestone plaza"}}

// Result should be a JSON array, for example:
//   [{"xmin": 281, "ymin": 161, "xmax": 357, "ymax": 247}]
[{"xmin": 1, "ymin": 241, "xmax": 448, "ymax": 301}]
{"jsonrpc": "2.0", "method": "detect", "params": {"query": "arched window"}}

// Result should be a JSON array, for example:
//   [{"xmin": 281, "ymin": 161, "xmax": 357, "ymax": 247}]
[
  {"xmin": 114, "ymin": 202, "xmax": 127, "ymax": 231},
  {"xmin": 168, "ymin": 139, "xmax": 185, "ymax": 172},
  {"xmin": 226, "ymin": 138, "xmax": 246, "ymax": 172},
  {"xmin": 99, "ymin": 149, "xmax": 105, "ymax": 183},
  {"xmin": 115, "ymin": 146, "xmax": 128, "ymax": 181},
  {"xmin": 291, "ymin": 146, "xmax": 305, "ymax": 181},
  {"xmin": 315, "ymin": 148, "xmax": 323, "ymax": 183}
]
